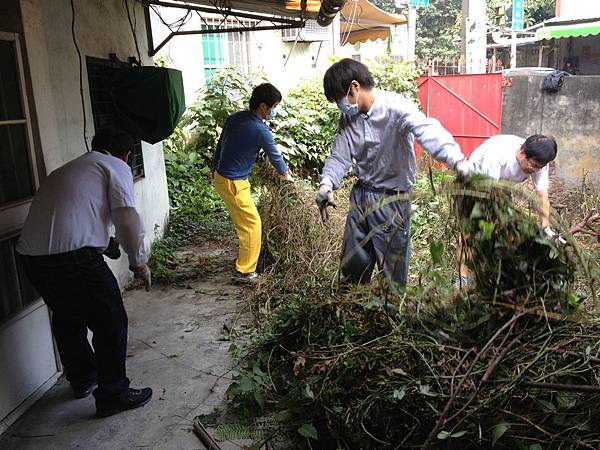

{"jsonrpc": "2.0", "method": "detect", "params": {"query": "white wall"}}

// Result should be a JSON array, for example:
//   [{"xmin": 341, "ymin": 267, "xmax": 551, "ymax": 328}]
[
  {"xmin": 21, "ymin": 0, "xmax": 170, "ymax": 287},
  {"xmin": 556, "ymin": 0, "xmax": 600, "ymax": 19}
]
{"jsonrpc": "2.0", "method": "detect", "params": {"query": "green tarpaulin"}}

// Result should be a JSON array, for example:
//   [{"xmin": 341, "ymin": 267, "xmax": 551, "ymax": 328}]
[
  {"xmin": 112, "ymin": 66, "xmax": 185, "ymax": 144},
  {"xmin": 536, "ymin": 20, "xmax": 600, "ymax": 41}
]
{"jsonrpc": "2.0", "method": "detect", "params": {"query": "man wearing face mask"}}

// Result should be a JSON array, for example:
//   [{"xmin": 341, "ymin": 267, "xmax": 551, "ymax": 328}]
[
  {"xmin": 213, "ymin": 82, "xmax": 294, "ymax": 279},
  {"xmin": 316, "ymin": 58, "xmax": 472, "ymax": 286}
]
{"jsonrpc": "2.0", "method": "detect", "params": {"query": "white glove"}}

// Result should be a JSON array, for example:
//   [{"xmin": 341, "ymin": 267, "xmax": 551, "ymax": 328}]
[
  {"xmin": 544, "ymin": 227, "xmax": 566, "ymax": 244},
  {"xmin": 316, "ymin": 183, "xmax": 335, "ymax": 222},
  {"xmin": 454, "ymin": 159, "xmax": 475, "ymax": 179},
  {"xmin": 131, "ymin": 264, "xmax": 152, "ymax": 291},
  {"xmin": 279, "ymin": 171, "xmax": 295, "ymax": 183}
]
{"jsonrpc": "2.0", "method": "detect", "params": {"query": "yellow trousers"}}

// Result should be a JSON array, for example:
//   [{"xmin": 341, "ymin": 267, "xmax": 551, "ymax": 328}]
[{"xmin": 213, "ymin": 173, "xmax": 261, "ymax": 274}]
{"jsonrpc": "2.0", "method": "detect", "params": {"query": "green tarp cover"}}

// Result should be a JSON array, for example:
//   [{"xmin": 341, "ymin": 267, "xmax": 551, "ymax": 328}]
[{"xmin": 112, "ymin": 66, "xmax": 185, "ymax": 144}]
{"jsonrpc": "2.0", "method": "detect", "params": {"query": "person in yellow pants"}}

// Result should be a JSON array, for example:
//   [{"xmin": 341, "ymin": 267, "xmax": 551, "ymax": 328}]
[{"xmin": 213, "ymin": 83, "xmax": 294, "ymax": 278}]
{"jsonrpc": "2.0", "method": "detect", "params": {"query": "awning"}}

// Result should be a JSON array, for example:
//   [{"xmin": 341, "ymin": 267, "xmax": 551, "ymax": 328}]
[
  {"xmin": 340, "ymin": 0, "xmax": 406, "ymax": 45},
  {"xmin": 536, "ymin": 18, "xmax": 600, "ymax": 41},
  {"xmin": 177, "ymin": 0, "xmax": 321, "ymax": 19}
]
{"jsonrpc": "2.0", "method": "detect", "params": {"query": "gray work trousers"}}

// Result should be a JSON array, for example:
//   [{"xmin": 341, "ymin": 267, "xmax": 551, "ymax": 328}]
[{"xmin": 340, "ymin": 182, "xmax": 411, "ymax": 286}]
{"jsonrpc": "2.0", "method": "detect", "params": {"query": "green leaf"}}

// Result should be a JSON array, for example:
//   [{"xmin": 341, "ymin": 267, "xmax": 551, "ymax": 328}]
[
  {"xmin": 491, "ymin": 421, "xmax": 509, "ymax": 445},
  {"xmin": 478, "ymin": 220, "xmax": 496, "ymax": 239},
  {"xmin": 469, "ymin": 202, "xmax": 483, "ymax": 219},
  {"xmin": 429, "ymin": 239, "xmax": 444, "ymax": 266},
  {"xmin": 303, "ymin": 384, "xmax": 315, "ymax": 399},
  {"xmin": 297, "ymin": 423, "xmax": 318, "ymax": 439},
  {"xmin": 253, "ymin": 390, "xmax": 265, "ymax": 408},
  {"xmin": 529, "ymin": 444, "xmax": 543, "ymax": 450}
]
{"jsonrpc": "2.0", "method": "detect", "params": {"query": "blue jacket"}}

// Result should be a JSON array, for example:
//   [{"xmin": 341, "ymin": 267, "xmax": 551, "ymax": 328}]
[{"xmin": 213, "ymin": 110, "xmax": 288, "ymax": 180}]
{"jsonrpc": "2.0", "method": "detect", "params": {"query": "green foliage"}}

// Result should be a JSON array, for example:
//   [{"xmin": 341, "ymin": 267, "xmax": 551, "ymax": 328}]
[
  {"xmin": 488, "ymin": 0, "xmax": 555, "ymax": 27},
  {"xmin": 370, "ymin": 55, "xmax": 419, "ymax": 102},
  {"xmin": 269, "ymin": 78, "xmax": 340, "ymax": 177},
  {"xmin": 415, "ymin": 0, "xmax": 462, "ymax": 60}
]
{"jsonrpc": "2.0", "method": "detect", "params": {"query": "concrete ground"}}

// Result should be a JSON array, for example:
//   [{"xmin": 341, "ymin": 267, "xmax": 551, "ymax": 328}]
[{"xmin": 0, "ymin": 243, "xmax": 251, "ymax": 450}]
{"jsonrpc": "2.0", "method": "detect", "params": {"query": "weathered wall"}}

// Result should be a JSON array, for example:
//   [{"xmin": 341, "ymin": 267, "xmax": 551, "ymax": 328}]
[
  {"xmin": 501, "ymin": 74, "xmax": 600, "ymax": 187},
  {"xmin": 20, "ymin": 0, "xmax": 170, "ymax": 286}
]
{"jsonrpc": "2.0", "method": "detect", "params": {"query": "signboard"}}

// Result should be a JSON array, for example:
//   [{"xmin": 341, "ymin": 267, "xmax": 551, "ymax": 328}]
[
  {"xmin": 512, "ymin": 0, "xmax": 524, "ymax": 30},
  {"xmin": 408, "ymin": 0, "xmax": 429, "ymax": 7}
]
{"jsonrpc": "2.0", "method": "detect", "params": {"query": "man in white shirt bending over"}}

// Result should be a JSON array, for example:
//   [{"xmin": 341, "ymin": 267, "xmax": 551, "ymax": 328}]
[
  {"xmin": 457, "ymin": 134, "xmax": 558, "ymax": 286},
  {"xmin": 17, "ymin": 128, "xmax": 153, "ymax": 418}
]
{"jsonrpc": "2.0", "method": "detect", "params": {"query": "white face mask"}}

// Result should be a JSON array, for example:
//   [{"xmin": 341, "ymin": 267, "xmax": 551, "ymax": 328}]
[
  {"xmin": 337, "ymin": 84, "xmax": 359, "ymax": 116},
  {"xmin": 266, "ymin": 106, "xmax": 278, "ymax": 120}
]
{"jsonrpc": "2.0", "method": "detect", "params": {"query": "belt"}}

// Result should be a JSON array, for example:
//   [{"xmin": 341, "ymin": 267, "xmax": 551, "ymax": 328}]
[{"xmin": 356, "ymin": 180, "xmax": 408, "ymax": 196}]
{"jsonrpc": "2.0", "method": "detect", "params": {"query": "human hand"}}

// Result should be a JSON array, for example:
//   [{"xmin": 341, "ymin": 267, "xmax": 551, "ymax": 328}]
[
  {"xmin": 315, "ymin": 183, "xmax": 336, "ymax": 222},
  {"xmin": 454, "ymin": 159, "xmax": 475, "ymax": 179},
  {"xmin": 280, "ymin": 171, "xmax": 295, "ymax": 183},
  {"xmin": 131, "ymin": 264, "xmax": 152, "ymax": 291}
]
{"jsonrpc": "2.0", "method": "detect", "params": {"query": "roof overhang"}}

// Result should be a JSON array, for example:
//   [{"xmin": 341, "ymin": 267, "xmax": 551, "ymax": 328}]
[
  {"xmin": 166, "ymin": 0, "xmax": 321, "ymax": 19},
  {"xmin": 340, "ymin": 0, "xmax": 406, "ymax": 45},
  {"xmin": 536, "ymin": 17, "xmax": 600, "ymax": 40}
]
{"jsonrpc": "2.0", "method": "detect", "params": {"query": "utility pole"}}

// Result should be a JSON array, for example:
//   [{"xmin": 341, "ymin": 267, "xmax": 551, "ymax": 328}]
[
  {"xmin": 407, "ymin": 5, "xmax": 416, "ymax": 61},
  {"xmin": 461, "ymin": 0, "xmax": 487, "ymax": 74}
]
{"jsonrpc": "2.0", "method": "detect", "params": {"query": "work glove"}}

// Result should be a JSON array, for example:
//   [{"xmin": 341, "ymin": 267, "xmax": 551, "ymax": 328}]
[
  {"xmin": 544, "ymin": 227, "xmax": 567, "ymax": 245},
  {"xmin": 102, "ymin": 237, "xmax": 121, "ymax": 260},
  {"xmin": 316, "ymin": 183, "xmax": 336, "ymax": 223},
  {"xmin": 454, "ymin": 159, "xmax": 475, "ymax": 179},
  {"xmin": 131, "ymin": 264, "xmax": 152, "ymax": 291},
  {"xmin": 279, "ymin": 171, "xmax": 295, "ymax": 183}
]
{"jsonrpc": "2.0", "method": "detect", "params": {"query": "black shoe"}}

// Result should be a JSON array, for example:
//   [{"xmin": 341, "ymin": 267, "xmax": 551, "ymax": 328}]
[
  {"xmin": 72, "ymin": 381, "xmax": 98, "ymax": 399},
  {"xmin": 95, "ymin": 387, "xmax": 153, "ymax": 418}
]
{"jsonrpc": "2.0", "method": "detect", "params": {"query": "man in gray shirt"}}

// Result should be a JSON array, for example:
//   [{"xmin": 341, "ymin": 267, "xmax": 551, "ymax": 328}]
[{"xmin": 316, "ymin": 59, "xmax": 471, "ymax": 286}]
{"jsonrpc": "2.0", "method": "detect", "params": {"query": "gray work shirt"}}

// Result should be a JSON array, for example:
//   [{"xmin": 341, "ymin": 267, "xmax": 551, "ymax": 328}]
[{"xmin": 320, "ymin": 89, "xmax": 464, "ymax": 191}]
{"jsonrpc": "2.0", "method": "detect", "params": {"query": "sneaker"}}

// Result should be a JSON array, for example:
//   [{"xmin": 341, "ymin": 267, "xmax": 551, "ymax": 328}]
[
  {"xmin": 95, "ymin": 387, "xmax": 153, "ymax": 418},
  {"xmin": 237, "ymin": 271, "xmax": 258, "ymax": 279},
  {"xmin": 72, "ymin": 381, "xmax": 97, "ymax": 399}
]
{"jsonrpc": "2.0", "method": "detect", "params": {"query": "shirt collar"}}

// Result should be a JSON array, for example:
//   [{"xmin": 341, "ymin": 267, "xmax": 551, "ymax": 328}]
[{"xmin": 362, "ymin": 89, "xmax": 378, "ymax": 119}]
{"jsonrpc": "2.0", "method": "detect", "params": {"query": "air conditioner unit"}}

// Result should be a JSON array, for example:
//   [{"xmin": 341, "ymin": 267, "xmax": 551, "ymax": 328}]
[{"xmin": 282, "ymin": 19, "xmax": 331, "ymax": 42}]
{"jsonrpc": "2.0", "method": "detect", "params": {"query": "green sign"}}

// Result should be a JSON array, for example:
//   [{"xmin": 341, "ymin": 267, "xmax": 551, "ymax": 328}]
[
  {"xmin": 408, "ymin": 0, "xmax": 429, "ymax": 7},
  {"xmin": 513, "ymin": 0, "xmax": 524, "ymax": 30}
]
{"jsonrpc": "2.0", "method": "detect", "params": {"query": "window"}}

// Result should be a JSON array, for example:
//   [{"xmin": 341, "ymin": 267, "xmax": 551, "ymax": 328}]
[
  {"xmin": 86, "ymin": 56, "xmax": 145, "ymax": 179},
  {"xmin": 0, "ymin": 237, "xmax": 37, "ymax": 322},
  {"xmin": 201, "ymin": 19, "xmax": 252, "ymax": 80},
  {"xmin": 0, "ymin": 32, "xmax": 40, "ymax": 323}
]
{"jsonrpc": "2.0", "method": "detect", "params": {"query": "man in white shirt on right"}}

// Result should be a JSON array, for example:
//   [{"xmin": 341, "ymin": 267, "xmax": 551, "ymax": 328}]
[{"xmin": 457, "ymin": 134, "xmax": 558, "ymax": 286}]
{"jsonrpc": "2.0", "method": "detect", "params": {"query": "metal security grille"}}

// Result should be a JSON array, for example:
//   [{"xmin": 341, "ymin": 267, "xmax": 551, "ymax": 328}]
[
  {"xmin": 201, "ymin": 18, "xmax": 252, "ymax": 80},
  {"xmin": 86, "ymin": 57, "xmax": 145, "ymax": 179},
  {"xmin": 282, "ymin": 19, "xmax": 330, "ymax": 42}
]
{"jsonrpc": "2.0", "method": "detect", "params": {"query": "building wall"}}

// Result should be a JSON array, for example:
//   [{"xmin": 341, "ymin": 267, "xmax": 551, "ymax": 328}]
[
  {"xmin": 21, "ymin": 0, "xmax": 170, "ymax": 286},
  {"xmin": 501, "ymin": 74, "xmax": 600, "ymax": 187},
  {"xmin": 556, "ymin": 0, "xmax": 600, "ymax": 19}
]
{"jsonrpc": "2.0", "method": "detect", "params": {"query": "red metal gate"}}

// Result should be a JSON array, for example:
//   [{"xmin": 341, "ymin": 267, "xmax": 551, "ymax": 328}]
[{"xmin": 416, "ymin": 73, "xmax": 503, "ymax": 159}]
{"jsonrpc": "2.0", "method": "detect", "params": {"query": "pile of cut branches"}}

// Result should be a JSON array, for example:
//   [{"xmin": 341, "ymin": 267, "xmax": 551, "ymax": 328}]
[{"xmin": 219, "ymin": 174, "xmax": 600, "ymax": 450}]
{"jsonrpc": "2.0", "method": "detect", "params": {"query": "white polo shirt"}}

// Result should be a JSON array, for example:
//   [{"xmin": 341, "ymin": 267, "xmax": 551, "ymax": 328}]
[
  {"xmin": 468, "ymin": 134, "xmax": 550, "ymax": 191},
  {"xmin": 17, "ymin": 151, "xmax": 142, "ymax": 259}
]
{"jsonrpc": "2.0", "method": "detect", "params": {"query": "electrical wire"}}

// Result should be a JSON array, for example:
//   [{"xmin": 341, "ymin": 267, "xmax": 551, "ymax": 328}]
[
  {"xmin": 125, "ymin": 0, "xmax": 143, "ymax": 64},
  {"xmin": 70, "ymin": 0, "xmax": 89, "ymax": 152},
  {"xmin": 340, "ymin": 0, "xmax": 359, "ymax": 47}
]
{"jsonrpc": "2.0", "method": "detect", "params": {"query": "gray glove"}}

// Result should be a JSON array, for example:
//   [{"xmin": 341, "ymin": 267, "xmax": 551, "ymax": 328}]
[
  {"xmin": 316, "ymin": 183, "xmax": 336, "ymax": 222},
  {"xmin": 454, "ymin": 159, "xmax": 475, "ymax": 179},
  {"xmin": 131, "ymin": 264, "xmax": 152, "ymax": 291},
  {"xmin": 544, "ymin": 227, "xmax": 566, "ymax": 245}
]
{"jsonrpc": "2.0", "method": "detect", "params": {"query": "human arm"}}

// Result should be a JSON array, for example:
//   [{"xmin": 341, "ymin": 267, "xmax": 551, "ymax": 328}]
[
  {"xmin": 537, "ymin": 189, "xmax": 550, "ymax": 228},
  {"xmin": 319, "ymin": 119, "xmax": 353, "ymax": 190},
  {"xmin": 260, "ymin": 126, "xmax": 289, "ymax": 176},
  {"xmin": 396, "ymin": 96, "xmax": 465, "ymax": 168}
]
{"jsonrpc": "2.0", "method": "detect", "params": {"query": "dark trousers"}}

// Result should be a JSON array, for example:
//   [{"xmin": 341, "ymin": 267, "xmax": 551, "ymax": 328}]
[
  {"xmin": 22, "ymin": 248, "xmax": 130, "ymax": 401},
  {"xmin": 341, "ymin": 182, "xmax": 412, "ymax": 286}
]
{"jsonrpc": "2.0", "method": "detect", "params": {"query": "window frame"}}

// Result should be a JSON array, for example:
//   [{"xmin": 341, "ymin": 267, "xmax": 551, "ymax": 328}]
[{"xmin": 0, "ymin": 31, "xmax": 39, "ymax": 241}]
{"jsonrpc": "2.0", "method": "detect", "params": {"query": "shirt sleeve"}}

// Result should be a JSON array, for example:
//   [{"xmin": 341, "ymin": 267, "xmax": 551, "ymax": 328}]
[
  {"xmin": 213, "ymin": 117, "xmax": 228, "ymax": 170},
  {"xmin": 112, "ymin": 207, "xmax": 148, "ymax": 268},
  {"xmin": 260, "ymin": 125, "xmax": 288, "ymax": 175},
  {"xmin": 320, "ymin": 119, "xmax": 353, "ymax": 190},
  {"xmin": 532, "ymin": 165, "xmax": 550, "ymax": 191},
  {"xmin": 396, "ymin": 96, "xmax": 465, "ymax": 167},
  {"xmin": 108, "ymin": 162, "xmax": 136, "ymax": 209}
]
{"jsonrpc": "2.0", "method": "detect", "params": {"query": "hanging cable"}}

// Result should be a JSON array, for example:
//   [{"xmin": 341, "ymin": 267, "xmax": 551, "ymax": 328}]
[
  {"xmin": 125, "ymin": 0, "xmax": 143, "ymax": 64},
  {"xmin": 70, "ymin": 0, "xmax": 89, "ymax": 152}
]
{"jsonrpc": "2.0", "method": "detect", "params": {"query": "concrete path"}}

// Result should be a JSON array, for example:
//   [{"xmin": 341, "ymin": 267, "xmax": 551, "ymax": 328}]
[{"xmin": 0, "ymin": 244, "xmax": 249, "ymax": 450}]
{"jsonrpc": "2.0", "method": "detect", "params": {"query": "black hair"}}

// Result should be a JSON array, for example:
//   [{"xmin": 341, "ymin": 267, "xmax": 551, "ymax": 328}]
[
  {"xmin": 323, "ymin": 58, "xmax": 375, "ymax": 102},
  {"xmin": 249, "ymin": 83, "xmax": 282, "ymax": 111},
  {"xmin": 91, "ymin": 127, "xmax": 135, "ymax": 158},
  {"xmin": 523, "ymin": 134, "xmax": 557, "ymax": 164}
]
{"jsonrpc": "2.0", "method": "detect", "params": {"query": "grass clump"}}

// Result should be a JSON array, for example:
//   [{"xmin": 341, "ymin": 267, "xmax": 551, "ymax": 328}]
[{"xmin": 219, "ymin": 170, "xmax": 600, "ymax": 449}]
